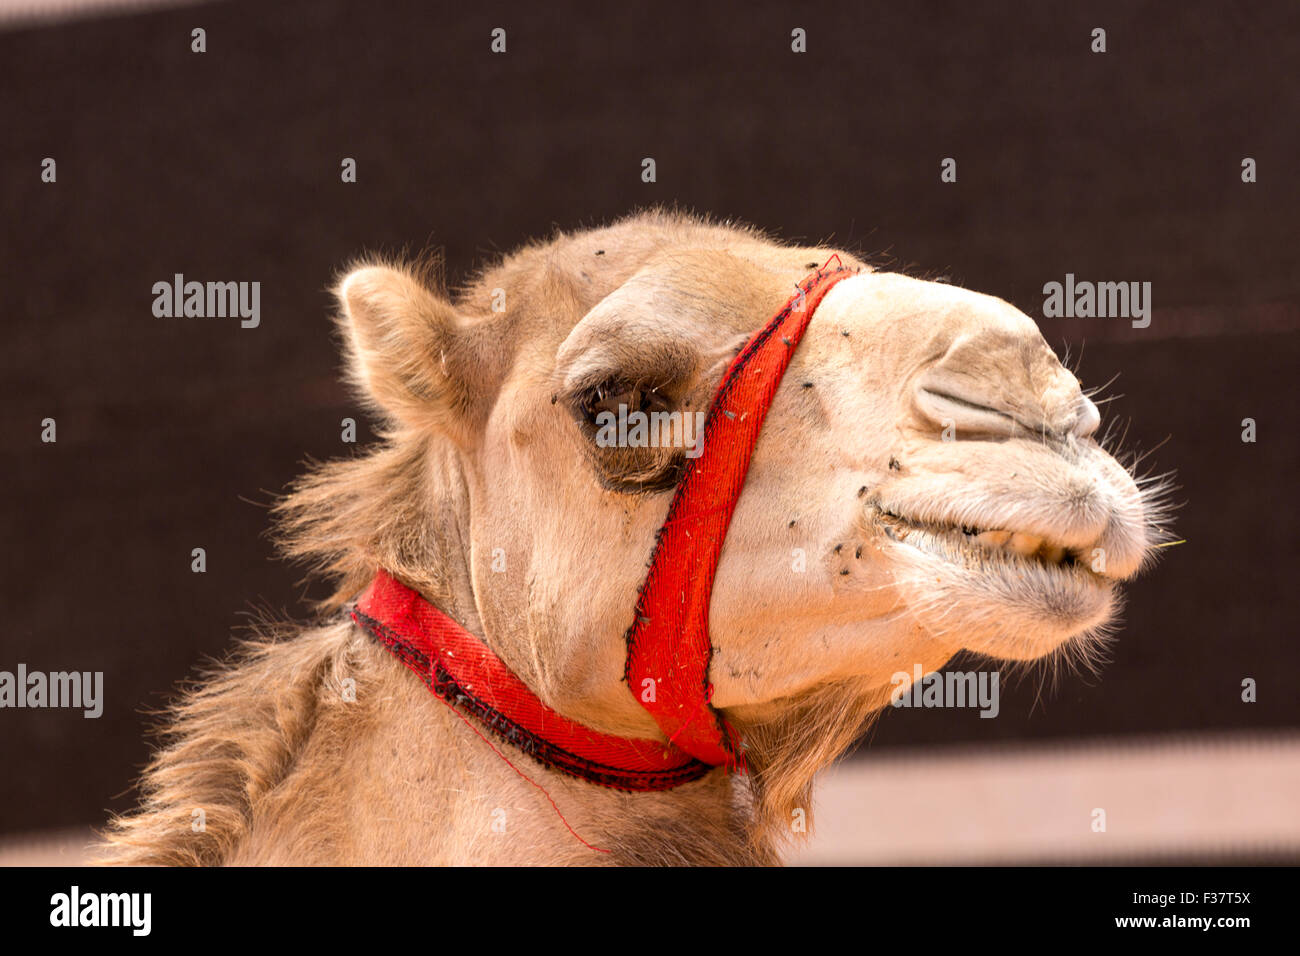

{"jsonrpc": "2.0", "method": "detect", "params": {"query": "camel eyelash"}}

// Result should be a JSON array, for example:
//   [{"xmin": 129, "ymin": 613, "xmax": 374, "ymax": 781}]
[{"xmin": 571, "ymin": 378, "xmax": 675, "ymax": 429}]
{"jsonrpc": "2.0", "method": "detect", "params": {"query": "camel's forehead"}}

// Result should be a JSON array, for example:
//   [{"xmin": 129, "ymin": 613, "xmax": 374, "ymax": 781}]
[
  {"xmin": 494, "ymin": 215, "xmax": 840, "ymax": 313},
  {"xmin": 528, "ymin": 231, "xmax": 845, "ymax": 367}
]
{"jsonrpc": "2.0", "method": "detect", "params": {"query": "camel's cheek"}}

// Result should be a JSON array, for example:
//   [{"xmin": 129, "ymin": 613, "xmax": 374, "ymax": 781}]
[
  {"xmin": 465, "ymin": 418, "xmax": 679, "ymax": 736},
  {"xmin": 705, "ymin": 487, "xmax": 935, "ymax": 706},
  {"xmin": 709, "ymin": 609, "xmax": 956, "ymax": 709}
]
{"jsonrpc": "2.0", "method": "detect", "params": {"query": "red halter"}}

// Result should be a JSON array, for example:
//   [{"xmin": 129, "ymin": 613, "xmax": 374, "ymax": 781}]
[{"xmin": 353, "ymin": 263, "xmax": 853, "ymax": 790}]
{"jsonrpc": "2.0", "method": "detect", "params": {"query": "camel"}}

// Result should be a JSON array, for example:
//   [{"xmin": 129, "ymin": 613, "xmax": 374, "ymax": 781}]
[{"xmin": 96, "ymin": 210, "xmax": 1168, "ymax": 865}]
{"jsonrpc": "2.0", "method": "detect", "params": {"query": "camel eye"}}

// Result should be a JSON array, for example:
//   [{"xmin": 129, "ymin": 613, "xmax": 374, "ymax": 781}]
[
  {"xmin": 565, "ymin": 378, "xmax": 689, "ymax": 494},
  {"xmin": 579, "ymin": 381, "xmax": 671, "ymax": 428}
]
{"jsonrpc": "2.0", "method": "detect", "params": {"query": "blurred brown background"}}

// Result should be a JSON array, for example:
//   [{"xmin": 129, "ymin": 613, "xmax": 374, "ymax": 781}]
[{"xmin": 1, "ymin": 0, "xmax": 1296, "ymax": 842}]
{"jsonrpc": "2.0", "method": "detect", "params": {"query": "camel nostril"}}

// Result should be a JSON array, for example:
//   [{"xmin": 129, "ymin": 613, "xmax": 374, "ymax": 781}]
[
  {"xmin": 915, "ymin": 385, "xmax": 1028, "ymax": 438},
  {"xmin": 1072, "ymin": 395, "xmax": 1101, "ymax": 439}
]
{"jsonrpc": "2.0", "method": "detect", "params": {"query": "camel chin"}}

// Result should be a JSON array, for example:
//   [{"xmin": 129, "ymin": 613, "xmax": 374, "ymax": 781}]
[{"xmin": 875, "ymin": 511, "xmax": 1118, "ymax": 662}]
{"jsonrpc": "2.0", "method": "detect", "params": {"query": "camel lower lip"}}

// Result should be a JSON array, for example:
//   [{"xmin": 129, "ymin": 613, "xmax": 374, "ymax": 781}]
[{"xmin": 874, "ymin": 508, "xmax": 1103, "ymax": 581}]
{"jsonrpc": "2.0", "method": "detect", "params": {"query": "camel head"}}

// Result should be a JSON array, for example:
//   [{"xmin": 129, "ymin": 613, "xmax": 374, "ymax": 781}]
[{"xmin": 283, "ymin": 211, "xmax": 1167, "ymax": 834}]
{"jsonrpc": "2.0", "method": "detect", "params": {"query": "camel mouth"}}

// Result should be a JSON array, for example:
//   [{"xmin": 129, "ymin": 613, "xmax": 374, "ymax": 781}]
[{"xmin": 873, "ymin": 507, "xmax": 1105, "ymax": 583}]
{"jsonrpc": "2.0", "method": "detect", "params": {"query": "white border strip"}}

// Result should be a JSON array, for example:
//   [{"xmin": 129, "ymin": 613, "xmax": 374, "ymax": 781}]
[
  {"xmin": 0, "ymin": 0, "xmax": 206, "ymax": 29},
  {"xmin": 2, "ymin": 734, "xmax": 1296, "ymax": 865},
  {"xmin": 791, "ymin": 732, "xmax": 1300, "ymax": 865}
]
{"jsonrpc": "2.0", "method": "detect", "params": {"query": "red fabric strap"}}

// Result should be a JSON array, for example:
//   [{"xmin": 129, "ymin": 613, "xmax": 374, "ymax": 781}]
[
  {"xmin": 623, "ymin": 265, "xmax": 854, "ymax": 769},
  {"xmin": 353, "ymin": 569, "xmax": 711, "ymax": 791}
]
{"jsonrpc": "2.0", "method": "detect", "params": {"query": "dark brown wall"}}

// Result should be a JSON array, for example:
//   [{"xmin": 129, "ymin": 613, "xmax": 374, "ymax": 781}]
[{"xmin": 1, "ymin": 0, "xmax": 1296, "ymax": 833}]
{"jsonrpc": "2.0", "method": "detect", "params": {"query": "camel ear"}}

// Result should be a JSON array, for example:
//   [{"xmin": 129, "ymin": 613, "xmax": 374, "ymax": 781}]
[{"xmin": 335, "ymin": 264, "xmax": 476, "ymax": 430}]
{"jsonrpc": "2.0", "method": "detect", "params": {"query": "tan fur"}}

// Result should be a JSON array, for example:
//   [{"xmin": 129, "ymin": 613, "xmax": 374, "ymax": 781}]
[{"xmin": 96, "ymin": 210, "xmax": 1167, "ymax": 865}]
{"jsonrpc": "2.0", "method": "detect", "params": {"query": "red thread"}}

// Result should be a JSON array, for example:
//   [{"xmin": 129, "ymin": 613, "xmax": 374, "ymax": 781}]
[{"xmin": 436, "ymin": 693, "xmax": 611, "ymax": 854}]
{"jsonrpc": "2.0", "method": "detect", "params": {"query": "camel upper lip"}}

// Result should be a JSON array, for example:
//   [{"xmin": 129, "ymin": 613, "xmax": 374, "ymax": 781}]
[{"xmin": 871, "ymin": 504, "xmax": 1107, "ymax": 579}]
